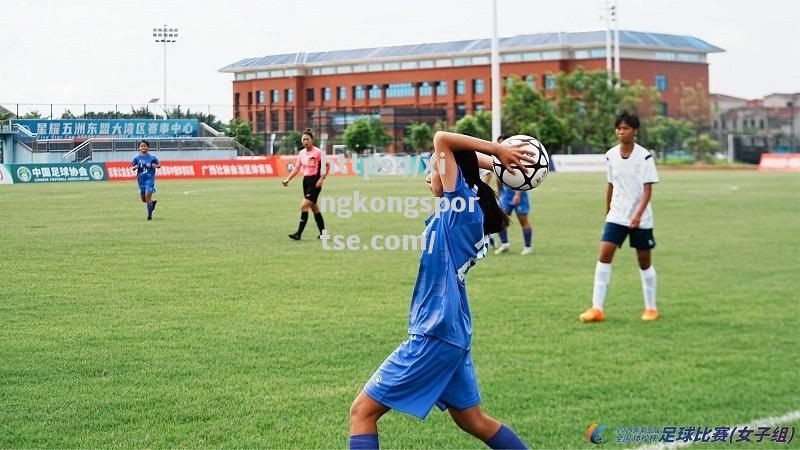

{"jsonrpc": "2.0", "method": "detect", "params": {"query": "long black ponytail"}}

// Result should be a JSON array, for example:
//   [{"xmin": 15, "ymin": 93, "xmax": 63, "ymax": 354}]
[{"xmin": 453, "ymin": 150, "xmax": 509, "ymax": 235}]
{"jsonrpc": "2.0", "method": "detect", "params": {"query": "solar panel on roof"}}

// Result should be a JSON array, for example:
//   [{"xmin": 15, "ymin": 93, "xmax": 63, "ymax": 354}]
[{"xmin": 219, "ymin": 30, "xmax": 722, "ymax": 71}]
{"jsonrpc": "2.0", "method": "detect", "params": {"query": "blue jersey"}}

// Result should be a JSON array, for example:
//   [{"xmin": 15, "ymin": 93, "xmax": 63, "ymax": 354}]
[
  {"xmin": 500, "ymin": 185, "xmax": 528, "ymax": 203},
  {"xmin": 408, "ymin": 169, "xmax": 488, "ymax": 350},
  {"xmin": 132, "ymin": 154, "xmax": 159, "ymax": 181}
]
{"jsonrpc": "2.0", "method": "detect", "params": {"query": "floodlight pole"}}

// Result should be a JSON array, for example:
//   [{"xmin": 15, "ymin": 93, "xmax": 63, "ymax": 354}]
[
  {"xmin": 153, "ymin": 25, "xmax": 178, "ymax": 118},
  {"xmin": 490, "ymin": 0, "xmax": 501, "ymax": 141}
]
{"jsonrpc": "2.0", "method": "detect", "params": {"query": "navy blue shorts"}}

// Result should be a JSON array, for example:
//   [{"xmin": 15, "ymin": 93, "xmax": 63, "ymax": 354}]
[
  {"xmin": 363, "ymin": 334, "xmax": 481, "ymax": 420},
  {"xmin": 601, "ymin": 222, "xmax": 656, "ymax": 250},
  {"xmin": 138, "ymin": 179, "xmax": 156, "ymax": 195}
]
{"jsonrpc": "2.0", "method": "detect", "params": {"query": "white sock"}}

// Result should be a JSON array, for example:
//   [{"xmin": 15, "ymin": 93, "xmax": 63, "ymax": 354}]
[
  {"xmin": 640, "ymin": 266, "xmax": 657, "ymax": 310},
  {"xmin": 592, "ymin": 262, "xmax": 612, "ymax": 311}
]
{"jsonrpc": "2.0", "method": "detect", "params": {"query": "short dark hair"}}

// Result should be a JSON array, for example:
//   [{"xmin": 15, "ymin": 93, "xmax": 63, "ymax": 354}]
[
  {"xmin": 497, "ymin": 134, "xmax": 512, "ymax": 143},
  {"xmin": 302, "ymin": 128, "xmax": 314, "ymax": 139},
  {"xmin": 615, "ymin": 110, "xmax": 640, "ymax": 129},
  {"xmin": 139, "ymin": 140, "xmax": 150, "ymax": 148}
]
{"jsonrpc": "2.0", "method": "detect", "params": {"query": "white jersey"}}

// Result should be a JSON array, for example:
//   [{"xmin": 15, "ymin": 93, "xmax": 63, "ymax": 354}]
[{"xmin": 605, "ymin": 143, "xmax": 659, "ymax": 228}]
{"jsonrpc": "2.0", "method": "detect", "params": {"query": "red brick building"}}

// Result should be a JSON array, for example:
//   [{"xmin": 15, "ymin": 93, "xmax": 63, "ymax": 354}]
[{"xmin": 220, "ymin": 30, "xmax": 722, "ymax": 151}]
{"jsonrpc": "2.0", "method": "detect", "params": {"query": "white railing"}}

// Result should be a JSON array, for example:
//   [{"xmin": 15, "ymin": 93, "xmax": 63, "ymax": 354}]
[{"xmin": 63, "ymin": 137, "xmax": 254, "ymax": 162}]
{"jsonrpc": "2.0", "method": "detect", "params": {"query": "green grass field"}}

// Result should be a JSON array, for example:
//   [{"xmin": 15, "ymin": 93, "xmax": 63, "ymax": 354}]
[{"xmin": 1, "ymin": 170, "xmax": 798, "ymax": 448}]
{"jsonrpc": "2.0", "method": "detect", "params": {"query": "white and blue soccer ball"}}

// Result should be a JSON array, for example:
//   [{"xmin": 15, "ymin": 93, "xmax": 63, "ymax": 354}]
[{"xmin": 492, "ymin": 135, "xmax": 550, "ymax": 191}]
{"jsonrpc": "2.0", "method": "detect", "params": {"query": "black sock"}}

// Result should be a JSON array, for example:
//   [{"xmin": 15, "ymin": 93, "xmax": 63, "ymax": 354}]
[
  {"xmin": 296, "ymin": 212, "xmax": 309, "ymax": 236},
  {"xmin": 313, "ymin": 212, "xmax": 325, "ymax": 233}
]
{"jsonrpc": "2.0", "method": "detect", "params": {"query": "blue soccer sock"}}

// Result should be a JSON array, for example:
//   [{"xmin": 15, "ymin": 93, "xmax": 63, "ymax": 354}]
[
  {"xmin": 485, "ymin": 424, "xmax": 528, "ymax": 449},
  {"xmin": 146, "ymin": 201, "xmax": 153, "ymax": 218},
  {"xmin": 499, "ymin": 229, "xmax": 509, "ymax": 244},
  {"xmin": 349, "ymin": 433, "xmax": 379, "ymax": 449},
  {"xmin": 522, "ymin": 228, "xmax": 532, "ymax": 248}
]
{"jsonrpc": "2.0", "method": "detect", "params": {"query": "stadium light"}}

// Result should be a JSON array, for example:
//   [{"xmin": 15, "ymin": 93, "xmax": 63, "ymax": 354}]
[
  {"xmin": 148, "ymin": 98, "xmax": 160, "ymax": 120},
  {"xmin": 153, "ymin": 25, "xmax": 178, "ymax": 118}
]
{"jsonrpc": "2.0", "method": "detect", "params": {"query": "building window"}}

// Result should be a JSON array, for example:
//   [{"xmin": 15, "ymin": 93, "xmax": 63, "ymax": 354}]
[
  {"xmin": 306, "ymin": 88, "xmax": 315, "ymax": 102},
  {"xmin": 285, "ymin": 110, "xmax": 294, "ymax": 131},
  {"xmin": 384, "ymin": 62, "xmax": 400, "ymax": 71},
  {"xmin": 525, "ymin": 75, "xmax": 536, "ymax": 89},
  {"xmin": 544, "ymin": 74, "xmax": 556, "ymax": 91},
  {"xmin": 323, "ymin": 87, "xmax": 331, "ymax": 101},
  {"xmin": 453, "ymin": 57, "xmax": 471, "ymax": 66},
  {"xmin": 354, "ymin": 85, "xmax": 365, "ymax": 100},
  {"xmin": 760, "ymin": 119, "xmax": 765, "ymax": 129},
  {"xmin": 234, "ymin": 93, "xmax": 240, "ymax": 106},
  {"xmin": 419, "ymin": 60, "xmax": 434, "ymax": 69},
  {"xmin": 285, "ymin": 69, "xmax": 298, "ymax": 76},
  {"xmin": 472, "ymin": 56, "xmax": 489, "ymax": 65},
  {"xmin": 401, "ymin": 61, "xmax": 418, "ymax": 70},
  {"xmin": 435, "ymin": 59, "xmax": 452, "ymax": 67},
  {"xmin": 656, "ymin": 52, "xmax": 676, "ymax": 61},
  {"xmin": 542, "ymin": 51, "xmax": 560, "ymax": 60},
  {"xmin": 353, "ymin": 64, "xmax": 367, "ymax": 73},
  {"xmin": 247, "ymin": 92, "xmax": 253, "ymax": 105},
  {"xmin": 387, "ymin": 83, "xmax": 414, "ymax": 98},
  {"xmin": 256, "ymin": 111, "xmax": 266, "ymax": 131},
  {"xmin": 270, "ymin": 110, "xmax": 279, "ymax": 131},
  {"xmin": 369, "ymin": 85, "xmax": 381, "ymax": 99},
  {"xmin": 271, "ymin": 89, "xmax": 279, "ymax": 103},
  {"xmin": 656, "ymin": 75, "xmax": 668, "ymax": 92},
  {"xmin": 321, "ymin": 67, "xmax": 335, "ymax": 75},
  {"xmin": 285, "ymin": 89, "xmax": 294, "ymax": 103},
  {"xmin": 658, "ymin": 102, "xmax": 668, "ymax": 116},
  {"xmin": 436, "ymin": 81, "xmax": 448, "ymax": 96},
  {"xmin": 419, "ymin": 82, "xmax": 432, "ymax": 96},
  {"xmin": 257, "ymin": 90, "xmax": 265, "ymax": 104},
  {"xmin": 522, "ymin": 52, "xmax": 541, "ymax": 61},
  {"xmin": 336, "ymin": 65, "xmax": 352, "ymax": 74},
  {"xmin": 474, "ymin": 103, "xmax": 485, "ymax": 112},
  {"xmin": 473, "ymin": 79, "xmax": 485, "ymax": 94},
  {"xmin": 455, "ymin": 104, "xmax": 467, "ymax": 120},
  {"xmin": 338, "ymin": 86, "xmax": 347, "ymax": 100},
  {"xmin": 502, "ymin": 53, "xmax": 522, "ymax": 63},
  {"xmin": 456, "ymin": 80, "xmax": 466, "ymax": 95},
  {"xmin": 368, "ymin": 63, "xmax": 382, "ymax": 72}
]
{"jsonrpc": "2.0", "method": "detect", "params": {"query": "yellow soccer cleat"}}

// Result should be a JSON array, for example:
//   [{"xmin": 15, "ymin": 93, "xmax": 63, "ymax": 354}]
[
  {"xmin": 579, "ymin": 307, "xmax": 605, "ymax": 323},
  {"xmin": 641, "ymin": 309, "xmax": 659, "ymax": 321}
]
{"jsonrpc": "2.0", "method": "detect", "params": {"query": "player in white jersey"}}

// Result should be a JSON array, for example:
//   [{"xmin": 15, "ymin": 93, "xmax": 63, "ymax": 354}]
[{"xmin": 580, "ymin": 111, "xmax": 660, "ymax": 323}]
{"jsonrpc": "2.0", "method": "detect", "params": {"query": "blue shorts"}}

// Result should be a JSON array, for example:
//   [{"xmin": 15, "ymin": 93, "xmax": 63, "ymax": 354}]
[
  {"xmin": 138, "ymin": 178, "xmax": 156, "ymax": 195},
  {"xmin": 500, "ymin": 191, "xmax": 530, "ymax": 215},
  {"xmin": 363, "ymin": 334, "xmax": 481, "ymax": 420},
  {"xmin": 601, "ymin": 222, "xmax": 656, "ymax": 250}
]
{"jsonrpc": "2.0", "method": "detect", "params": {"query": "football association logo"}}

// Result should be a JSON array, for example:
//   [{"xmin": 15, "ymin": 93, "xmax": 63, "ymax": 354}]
[{"xmin": 586, "ymin": 422, "xmax": 608, "ymax": 444}]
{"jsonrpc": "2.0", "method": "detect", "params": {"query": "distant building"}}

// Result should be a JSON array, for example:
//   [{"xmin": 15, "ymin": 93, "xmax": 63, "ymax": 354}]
[
  {"xmin": 712, "ymin": 92, "xmax": 799, "ymax": 158},
  {"xmin": 221, "ymin": 30, "xmax": 723, "ymax": 151}
]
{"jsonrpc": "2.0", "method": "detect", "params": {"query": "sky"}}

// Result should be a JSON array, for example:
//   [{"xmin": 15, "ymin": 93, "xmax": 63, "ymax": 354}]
[{"xmin": 1, "ymin": 0, "xmax": 797, "ymax": 120}]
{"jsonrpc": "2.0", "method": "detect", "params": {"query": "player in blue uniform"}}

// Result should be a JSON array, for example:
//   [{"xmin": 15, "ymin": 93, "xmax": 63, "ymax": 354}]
[
  {"xmin": 131, "ymin": 140, "xmax": 161, "ymax": 221},
  {"xmin": 348, "ymin": 132, "xmax": 531, "ymax": 450}
]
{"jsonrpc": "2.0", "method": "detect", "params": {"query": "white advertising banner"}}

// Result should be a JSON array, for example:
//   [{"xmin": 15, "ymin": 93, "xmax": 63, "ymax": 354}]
[{"xmin": 552, "ymin": 154, "xmax": 607, "ymax": 173}]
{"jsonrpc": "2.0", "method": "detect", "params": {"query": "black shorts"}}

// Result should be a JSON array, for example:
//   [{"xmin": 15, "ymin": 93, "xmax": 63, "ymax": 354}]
[
  {"xmin": 601, "ymin": 222, "xmax": 656, "ymax": 250},
  {"xmin": 302, "ymin": 175, "xmax": 322, "ymax": 203}
]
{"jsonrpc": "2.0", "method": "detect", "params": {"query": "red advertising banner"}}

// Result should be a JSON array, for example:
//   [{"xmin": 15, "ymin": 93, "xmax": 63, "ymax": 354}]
[
  {"xmin": 106, "ymin": 159, "xmax": 280, "ymax": 181},
  {"xmin": 759, "ymin": 153, "xmax": 800, "ymax": 171}
]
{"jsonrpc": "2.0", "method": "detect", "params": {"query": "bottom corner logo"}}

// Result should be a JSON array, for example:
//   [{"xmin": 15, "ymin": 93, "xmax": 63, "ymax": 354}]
[{"xmin": 586, "ymin": 422, "xmax": 608, "ymax": 444}]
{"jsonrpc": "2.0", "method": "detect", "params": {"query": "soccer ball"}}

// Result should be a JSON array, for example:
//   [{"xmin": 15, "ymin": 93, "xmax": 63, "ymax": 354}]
[{"xmin": 492, "ymin": 135, "xmax": 550, "ymax": 190}]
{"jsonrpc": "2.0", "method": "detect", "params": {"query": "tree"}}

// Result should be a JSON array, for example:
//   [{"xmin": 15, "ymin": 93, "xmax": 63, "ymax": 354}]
[
  {"xmin": 554, "ymin": 68, "xmax": 660, "ymax": 152},
  {"xmin": 502, "ymin": 76, "xmax": 569, "ymax": 152},
  {"xmin": 224, "ymin": 118, "xmax": 264, "ymax": 154},
  {"xmin": 22, "ymin": 111, "xmax": 42, "ymax": 119},
  {"xmin": 683, "ymin": 133, "xmax": 718, "ymax": 163},
  {"xmin": 404, "ymin": 122, "xmax": 434, "ymax": 152},
  {"xmin": 678, "ymin": 82, "xmax": 712, "ymax": 131},
  {"xmin": 640, "ymin": 115, "xmax": 694, "ymax": 154},
  {"xmin": 61, "ymin": 110, "xmax": 78, "ymax": 119},
  {"xmin": 343, "ymin": 118, "xmax": 373, "ymax": 152},
  {"xmin": 368, "ymin": 119, "xmax": 392, "ymax": 150},
  {"xmin": 454, "ymin": 114, "xmax": 490, "ymax": 140},
  {"xmin": 280, "ymin": 131, "xmax": 303, "ymax": 154}
]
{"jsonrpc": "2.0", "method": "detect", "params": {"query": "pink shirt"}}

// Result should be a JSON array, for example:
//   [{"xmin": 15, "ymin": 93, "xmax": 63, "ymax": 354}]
[{"xmin": 296, "ymin": 146, "xmax": 324, "ymax": 177}]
